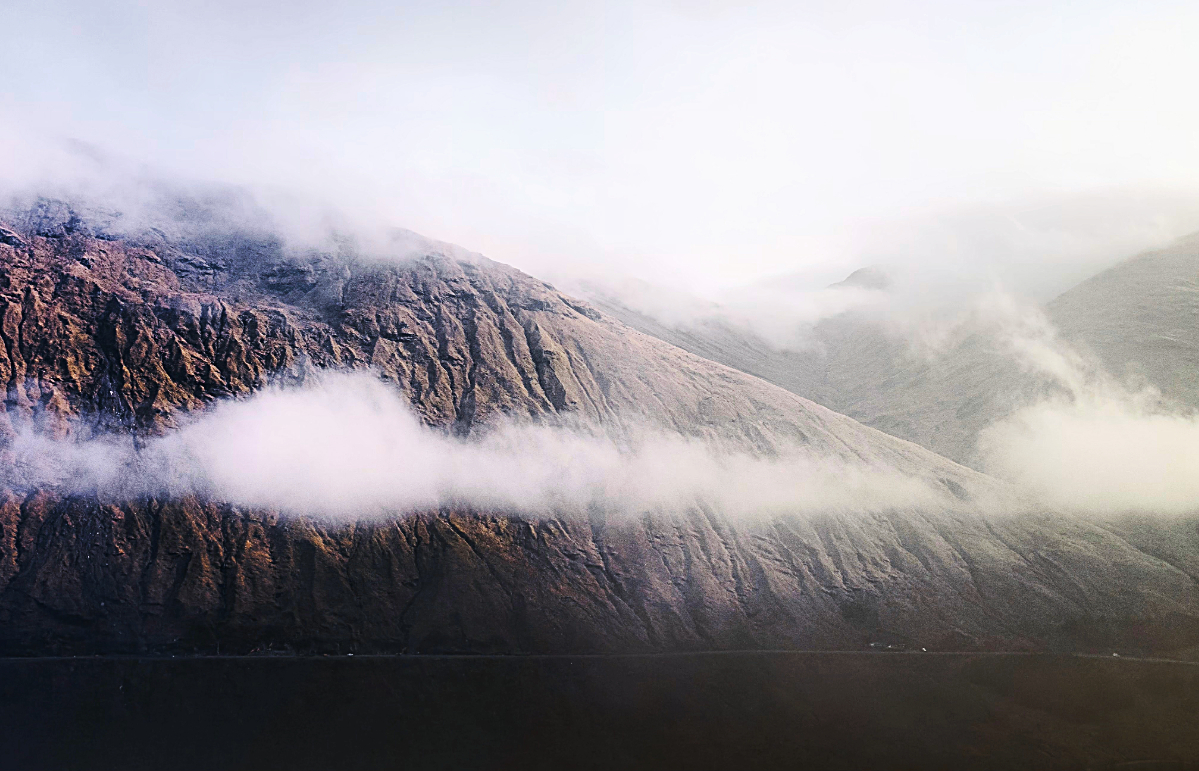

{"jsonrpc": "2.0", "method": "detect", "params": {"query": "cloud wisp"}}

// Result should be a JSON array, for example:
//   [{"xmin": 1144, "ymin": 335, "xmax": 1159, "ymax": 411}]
[
  {"xmin": 977, "ymin": 296, "xmax": 1199, "ymax": 515},
  {"xmin": 1, "ymin": 373, "xmax": 951, "ymax": 519}
]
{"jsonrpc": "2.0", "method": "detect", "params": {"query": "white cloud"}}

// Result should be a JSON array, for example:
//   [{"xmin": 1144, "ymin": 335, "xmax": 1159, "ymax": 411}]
[
  {"xmin": 981, "ymin": 395, "xmax": 1199, "ymax": 515},
  {"xmin": 1, "ymin": 372, "xmax": 951, "ymax": 518}
]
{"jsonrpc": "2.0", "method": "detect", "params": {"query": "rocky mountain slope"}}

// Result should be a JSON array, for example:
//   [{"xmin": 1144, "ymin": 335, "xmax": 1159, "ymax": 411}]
[{"xmin": 2, "ymin": 199, "xmax": 1198, "ymax": 657}]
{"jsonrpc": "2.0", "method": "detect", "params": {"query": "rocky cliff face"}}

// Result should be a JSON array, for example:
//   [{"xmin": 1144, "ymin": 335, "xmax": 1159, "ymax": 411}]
[{"xmin": 2, "ymin": 202, "xmax": 1198, "ymax": 657}]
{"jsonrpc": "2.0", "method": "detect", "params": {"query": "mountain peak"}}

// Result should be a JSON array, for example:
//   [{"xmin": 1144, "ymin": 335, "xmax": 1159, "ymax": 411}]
[{"xmin": 831, "ymin": 266, "xmax": 892, "ymax": 291}]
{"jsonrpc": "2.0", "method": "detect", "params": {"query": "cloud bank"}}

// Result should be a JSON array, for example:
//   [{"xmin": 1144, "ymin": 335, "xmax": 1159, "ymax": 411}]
[
  {"xmin": 1, "ymin": 373, "xmax": 950, "ymax": 518},
  {"xmin": 982, "ymin": 396, "xmax": 1199, "ymax": 515}
]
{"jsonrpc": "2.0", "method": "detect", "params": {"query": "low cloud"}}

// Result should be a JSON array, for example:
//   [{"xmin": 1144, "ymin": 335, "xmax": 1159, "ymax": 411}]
[
  {"xmin": 1, "ymin": 372, "xmax": 951, "ymax": 518},
  {"xmin": 0, "ymin": 140, "xmax": 473, "ymax": 271},
  {"xmin": 977, "ymin": 296, "xmax": 1199, "ymax": 515},
  {"xmin": 981, "ymin": 396, "xmax": 1199, "ymax": 515}
]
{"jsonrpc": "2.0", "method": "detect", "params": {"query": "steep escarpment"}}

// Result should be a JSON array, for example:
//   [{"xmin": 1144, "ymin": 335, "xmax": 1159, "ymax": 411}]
[{"xmin": 1, "ymin": 202, "xmax": 1198, "ymax": 657}]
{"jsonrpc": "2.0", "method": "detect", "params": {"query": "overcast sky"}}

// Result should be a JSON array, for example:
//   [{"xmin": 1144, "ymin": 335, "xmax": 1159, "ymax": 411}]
[{"xmin": 3, "ymin": 0, "xmax": 1198, "ymax": 296}]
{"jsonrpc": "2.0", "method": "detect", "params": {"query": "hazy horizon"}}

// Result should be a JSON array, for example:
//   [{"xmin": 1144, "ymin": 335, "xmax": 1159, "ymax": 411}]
[{"xmin": 4, "ymin": 0, "xmax": 1199, "ymax": 302}]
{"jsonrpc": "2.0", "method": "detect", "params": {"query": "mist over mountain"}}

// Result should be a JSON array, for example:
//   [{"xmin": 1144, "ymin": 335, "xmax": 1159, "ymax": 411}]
[
  {"xmin": 588, "ymin": 231, "xmax": 1199, "ymax": 475},
  {"xmin": 7, "ymin": 2, "xmax": 1199, "ymax": 767},
  {"xmin": 1, "ymin": 193, "xmax": 1198, "ymax": 660}
]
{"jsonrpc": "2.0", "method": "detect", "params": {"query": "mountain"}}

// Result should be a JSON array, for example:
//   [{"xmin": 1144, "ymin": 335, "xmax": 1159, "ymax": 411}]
[
  {"xmin": 1050, "ymin": 231, "xmax": 1199, "ymax": 408},
  {"xmin": 1, "ymin": 199, "xmax": 1198, "ymax": 657}
]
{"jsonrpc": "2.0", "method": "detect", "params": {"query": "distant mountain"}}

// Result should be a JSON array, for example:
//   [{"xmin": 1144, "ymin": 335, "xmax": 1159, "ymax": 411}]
[
  {"xmin": 831, "ymin": 265, "xmax": 892, "ymax": 291},
  {"xmin": 1050, "ymin": 231, "xmax": 1199, "ymax": 409},
  {"xmin": 1, "ymin": 198, "xmax": 1198, "ymax": 657},
  {"xmin": 590, "ymin": 233, "xmax": 1199, "ymax": 467},
  {"xmin": 585, "ymin": 278, "xmax": 1033, "ymax": 466}
]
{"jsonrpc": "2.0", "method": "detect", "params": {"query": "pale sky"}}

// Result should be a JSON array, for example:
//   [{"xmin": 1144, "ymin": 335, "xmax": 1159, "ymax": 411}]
[{"xmin": 3, "ymin": 0, "xmax": 1199, "ymax": 295}]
